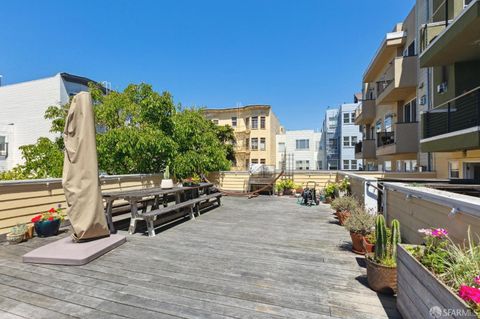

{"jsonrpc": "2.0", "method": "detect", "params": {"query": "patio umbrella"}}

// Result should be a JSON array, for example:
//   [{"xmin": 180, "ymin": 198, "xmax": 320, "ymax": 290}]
[{"xmin": 62, "ymin": 91, "xmax": 109, "ymax": 242}]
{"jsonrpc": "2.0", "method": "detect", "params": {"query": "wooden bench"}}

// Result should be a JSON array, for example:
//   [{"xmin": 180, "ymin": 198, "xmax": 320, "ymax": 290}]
[{"xmin": 140, "ymin": 192, "xmax": 222, "ymax": 237}]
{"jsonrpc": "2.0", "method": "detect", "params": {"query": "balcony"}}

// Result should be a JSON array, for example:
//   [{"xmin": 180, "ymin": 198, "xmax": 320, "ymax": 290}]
[
  {"xmin": 376, "ymin": 123, "xmax": 419, "ymax": 156},
  {"xmin": 420, "ymin": 1, "xmax": 480, "ymax": 67},
  {"xmin": 234, "ymin": 145, "xmax": 250, "ymax": 154},
  {"xmin": 355, "ymin": 139, "xmax": 376, "ymax": 159},
  {"xmin": 354, "ymin": 99, "xmax": 376, "ymax": 125},
  {"xmin": 421, "ymin": 87, "xmax": 480, "ymax": 152},
  {"xmin": 375, "ymin": 56, "xmax": 417, "ymax": 105}
]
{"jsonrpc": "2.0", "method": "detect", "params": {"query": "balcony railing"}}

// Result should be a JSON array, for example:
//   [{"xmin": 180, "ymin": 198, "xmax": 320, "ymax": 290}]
[
  {"xmin": 377, "ymin": 131, "xmax": 395, "ymax": 147},
  {"xmin": 377, "ymin": 80, "xmax": 393, "ymax": 97},
  {"xmin": 423, "ymin": 87, "xmax": 480, "ymax": 139},
  {"xmin": 0, "ymin": 143, "xmax": 8, "ymax": 158}
]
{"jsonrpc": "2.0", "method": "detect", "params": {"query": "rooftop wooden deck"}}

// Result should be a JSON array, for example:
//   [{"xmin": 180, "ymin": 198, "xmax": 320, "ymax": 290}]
[{"xmin": 0, "ymin": 196, "xmax": 400, "ymax": 319}]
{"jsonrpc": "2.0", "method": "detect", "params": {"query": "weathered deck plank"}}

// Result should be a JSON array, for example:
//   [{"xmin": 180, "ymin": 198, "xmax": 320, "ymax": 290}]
[{"xmin": 0, "ymin": 196, "xmax": 399, "ymax": 319}]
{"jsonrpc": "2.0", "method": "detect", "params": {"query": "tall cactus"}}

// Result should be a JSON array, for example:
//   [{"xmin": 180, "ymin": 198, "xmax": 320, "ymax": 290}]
[
  {"xmin": 390, "ymin": 219, "xmax": 401, "ymax": 260},
  {"xmin": 164, "ymin": 165, "xmax": 170, "ymax": 180},
  {"xmin": 374, "ymin": 215, "xmax": 387, "ymax": 261}
]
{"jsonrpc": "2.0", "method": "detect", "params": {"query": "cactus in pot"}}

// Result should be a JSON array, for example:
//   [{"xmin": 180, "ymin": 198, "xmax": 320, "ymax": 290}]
[{"xmin": 160, "ymin": 165, "xmax": 174, "ymax": 189}]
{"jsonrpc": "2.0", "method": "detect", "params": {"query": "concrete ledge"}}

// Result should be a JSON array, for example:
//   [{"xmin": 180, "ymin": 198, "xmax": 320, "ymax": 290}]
[{"xmin": 22, "ymin": 234, "xmax": 126, "ymax": 266}]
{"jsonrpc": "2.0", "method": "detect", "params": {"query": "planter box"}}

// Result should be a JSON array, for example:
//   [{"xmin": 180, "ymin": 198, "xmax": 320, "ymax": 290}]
[{"xmin": 397, "ymin": 245, "xmax": 476, "ymax": 319}]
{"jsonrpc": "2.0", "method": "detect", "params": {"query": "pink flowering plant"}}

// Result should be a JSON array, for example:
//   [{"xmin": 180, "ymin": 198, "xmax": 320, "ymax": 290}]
[{"xmin": 413, "ymin": 227, "xmax": 480, "ymax": 316}]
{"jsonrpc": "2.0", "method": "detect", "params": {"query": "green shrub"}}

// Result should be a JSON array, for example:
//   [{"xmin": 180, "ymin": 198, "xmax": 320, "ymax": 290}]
[
  {"xmin": 276, "ymin": 179, "xmax": 296, "ymax": 192},
  {"xmin": 343, "ymin": 207, "xmax": 375, "ymax": 235},
  {"xmin": 323, "ymin": 182, "xmax": 338, "ymax": 198}
]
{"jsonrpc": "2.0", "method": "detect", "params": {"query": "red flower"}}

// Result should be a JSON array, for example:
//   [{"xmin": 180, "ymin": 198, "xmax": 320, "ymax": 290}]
[
  {"xmin": 48, "ymin": 208, "xmax": 56, "ymax": 213},
  {"xmin": 31, "ymin": 215, "xmax": 42, "ymax": 223},
  {"xmin": 459, "ymin": 285, "xmax": 480, "ymax": 304},
  {"xmin": 48, "ymin": 217, "xmax": 54, "ymax": 221}
]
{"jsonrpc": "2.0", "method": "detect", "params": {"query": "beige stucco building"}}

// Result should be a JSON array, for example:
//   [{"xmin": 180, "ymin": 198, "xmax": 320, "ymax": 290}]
[
  {"xmin": 204, "ymin": 105, "xmax": 284, "ymax": 170},
  {"xmin": 355, "ymin": 7, "xmax": 421, "ymax": 172}
]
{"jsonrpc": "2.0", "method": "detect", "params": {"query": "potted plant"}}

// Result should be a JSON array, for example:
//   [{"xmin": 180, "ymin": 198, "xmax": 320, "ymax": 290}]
[
  {"xmin": 161, "ymin": 165, "xmax": 174, "ymax": 189},
  {"xmin": 183, "ymin": 174, "xmax": 201, "ymax": 187},
  {"xmin": 397, "ymin": 227, "xmax": 478, "ymax": 318},
  {"xmin": 336, "ymin": 177, "xmax": 350, "ymax": 197},
  {"xmin": 343, "ymin": 207, "xmax": 375, "ymax": 254},
  {"xmin": 275, "ymin": 183, "xmax": 284, "ymax": 196},
  {"xmin": 275, "ymin": 179, "xmax": 295, "ymax": 196},
  {"xmin": 31, "ymin": 207, "xmax": 64, "ymax": 237},
  {"xmin": 6, "ymin": 224, "xmax": 28, "ymax": 244},
  {"xmin": 363, "ymin": 232, "xmax": 376, "ymax": 253},
  {"xmin": 330, "ymin": 196, "xmax": 358, "ymax": 225},
  {"xmin": 323, "ymin": 182, "xmax": 338, "ymax": 203},
  {"xmin": 365, "ymin": 215, "xmax": 400, "ymax": 294}
]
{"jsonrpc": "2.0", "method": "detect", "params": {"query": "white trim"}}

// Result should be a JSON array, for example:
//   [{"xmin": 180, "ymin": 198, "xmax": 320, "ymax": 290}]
[
  {"xmin": 420, "ymin": 126, "xmax": 480, "ymax": 143},
  {"xmin": 383, "ymin": 182, "xmax": 480, "ymax": 218}
]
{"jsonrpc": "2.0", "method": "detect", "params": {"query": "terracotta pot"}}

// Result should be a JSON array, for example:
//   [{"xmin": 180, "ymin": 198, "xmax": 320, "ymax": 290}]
[
  {"xmin": 337, "ymin": 210, "xmax": 351, "ymax": 225},
  {"xmin": 362, "ymin": 237, "xmax": 375, "ymax": 254},
  {"xmin": 283, "ymin": 189, "xmax": 293, "ymax": 196},
  {"xmin": 324, "ymin": 197, "xmax": 332, "ymax": 204},
  {"xmin": 350, "ymin": 232, "xmax": 366, "ymax": 255},
  {"xmin": 366, "ymin": 256, "xmax": 397, "ymax": 295}
]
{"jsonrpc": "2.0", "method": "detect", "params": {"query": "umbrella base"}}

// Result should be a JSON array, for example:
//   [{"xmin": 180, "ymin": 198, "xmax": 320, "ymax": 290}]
[{"xmin": 22, "ymin": 234, "xmax": 126, "ymax": 266}]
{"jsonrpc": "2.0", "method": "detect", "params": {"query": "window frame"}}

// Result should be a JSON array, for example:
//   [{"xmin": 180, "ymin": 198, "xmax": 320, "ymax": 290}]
[
  {"xmin": 449, "ymin": 161, "xmax": 460, "ymax": 179},
  {"xmin": 343, "ymin": 160, "xmax": 350, "ymax": 170},
  {"xmin": 231, "ymin": 116, "xmax": 237, "ymax": 127},
  {"xmin": 295, "ymin": 139, "xmax": 310, "ymax": 150},
  {"xmin": 259, "ymin": 137, "xmax": 266, "ymax": 151},
  {"xmin": 251, "ymin": 116, "xmax": 258, "ymax": 129},
  {"xmin": 251, "ymin": 138, "xmax": 258, "ymax": 150},
  {"xmin": 260, "ymin": 116, "xmax": 266, "ymax": 129}
]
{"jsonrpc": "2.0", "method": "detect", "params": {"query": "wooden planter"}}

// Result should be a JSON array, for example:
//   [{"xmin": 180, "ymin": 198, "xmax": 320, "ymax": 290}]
[{"xmin": 397, "ymin": 245, "xmax": 475, "ymax": 319}]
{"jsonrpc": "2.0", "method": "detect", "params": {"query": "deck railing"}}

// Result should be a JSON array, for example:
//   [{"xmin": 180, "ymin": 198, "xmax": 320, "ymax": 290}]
[
  {"xmin": 377, "ymin": 131, "xmax": 395, "ymax": 147},
  {"xmin": 423, "ymin": 86, "xmax": 480, "ymax": 138}
]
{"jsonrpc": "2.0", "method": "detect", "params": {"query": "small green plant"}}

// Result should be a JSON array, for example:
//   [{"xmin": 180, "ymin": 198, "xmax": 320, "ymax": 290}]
[
  {"xmin": 276, "ymin": 179, "xmax": 295, "ymax": 192},
  {"xmin": 10, "ymin": 223, "xmax": 27, "ymax": 235},
  {"xmin": 343, "ymin": 207, "xmax": 375, "ymax": 236},
  {"xmin": 163, "ymin": 165, "xmax": 171, "ymax": 180},
  {"xmin": 372, "ymin": 215, "xmax": 401, "ymax": 267},
  {"xmin": 338, "ymin": 177, "xmax": 350, "ymax": 192},
  {"xmin": 324, "ymin": 182, "xmax": 338, "ymax": 198},
  {"xmin": 330, "ymin": 196, "xmax": 359, "ymax": 212}
]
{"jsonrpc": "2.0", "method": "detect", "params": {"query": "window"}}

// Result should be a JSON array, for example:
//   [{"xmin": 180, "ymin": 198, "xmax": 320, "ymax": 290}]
[
  {"xmin": 231, "ymin": 117, "xmax": 237, "ymax": 127},
  {"xmin": 375, "ymin": 120, "xmax": 382, "ymax": 133},
  {"xmin": 328, "ymin": 138, "xmax": 337, "ymax": 149},
  {"xmin": 449, "ymin": 161, "xmax": 460, "ymax": 179},
  {"xmin": 278, "ymin": 142, "xmax": 285, "ymax": 152},
  {"xmin": 351, "ymin": 136, "xmax": 358, "ymax": 145},
  {"xmin": 251, "ymin": 116, "xmax": 258, "ymax": 129},
  {"xmin": 384, "ymin": 161, "xmax": 392, "ymax": 172},
  {"xmin": 384, "ymin": 115, "xmax": 393, "ymax": 132},
  {"xmin": 351, "ymin": 160, "xmax": 358, "ymax": 170},
  {"xmin": 251, "ymin": 159, "xmax": 259, "ymax": 164},
  {"xmin": 245, "ymin": 117, "xmax": 250, "ymax": 129},
  {"xmin": 351, "ymin": 112, "xmax": 356, "ymax": 122},
  {"xmin": 403, "ymin": 98, "xmax": 417, "ymax": 123},
  {"xmin": 260, "ymin": 159, "xmax": 266, "ymax": 164},
  {"xmin": 343, "ymin": 113, "xmax": 350, "ymax": 124},
  {"xmin": 260, "ymin": 138, "xmax": 266, "ymax": 151},
  {"xmin": 343, "ymin": 136, "xmax": 350, "ymax": 147},
  {"xmin": 260, "ymin": 116, "xmax": 266, "ymax": 129},
  {"xmin": 296, "ymin": 160, "xmax": 310, "ymax": 170},
  {"xmin": 328, "ymin": 116, "xmax": 336, "ymax": 122},
  {"xmin": 251, "ymin": 138, "xmax": 258, "ymax": 150},
  {"xmin": 212, "ymin": 119, "xmax": 219, "ymax": 125},
  {"xmin": 343, "ymin": 160, "xmax": 350, "ymax": 170},
  {"xmin": 296, "ymin": 139, "xmax": 309, "ymax": 150},
  {"xmin": 0, "ymin": 136, "xmax": 6, "ymax": 157}
]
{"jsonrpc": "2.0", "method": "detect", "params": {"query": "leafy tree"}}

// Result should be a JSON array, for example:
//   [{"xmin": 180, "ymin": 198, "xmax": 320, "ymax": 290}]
[
  {"xmin": 172, "ymin": 108, "xmax": 232, "ymax": 178},
  {"xmin": 0, "ymin": 83, "xmax": 235, "ymax": 180}
]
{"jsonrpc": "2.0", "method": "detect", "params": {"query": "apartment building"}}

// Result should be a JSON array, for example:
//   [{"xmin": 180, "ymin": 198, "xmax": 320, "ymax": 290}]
[
  {"xmin": 204, "ymin": 105, "xmax": 284, "ymax": 170},
  {"xmin": 321, "ymin": 108, "xmax": 340, "ymax": 170},
  {"xmin": 0, "ymin": 72, "xmax": 104, "ymax": 172},
  {"xmin": 275, "ymin": 130, "xmax": 323, "ymax": 171},
  {"xmin": 418, "ymin": 0, "xmax": 480, "ymax": 180},
  {"xmin": 339, "ymin": 103, "xmax": 363, "ymax": 171},
  {"xmin": 356, "ymin": 7, "xmax": 421, "ymax": 172}
]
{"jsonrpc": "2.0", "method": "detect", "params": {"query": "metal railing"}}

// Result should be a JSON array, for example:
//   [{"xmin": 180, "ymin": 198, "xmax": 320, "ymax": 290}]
[
  {"xmin": 423, "ymin": 87, "xmax": 480, "ymax": 138},
  {"xmin": 377, "ymin": 132, "xmax": 395, "ymax": 147}
]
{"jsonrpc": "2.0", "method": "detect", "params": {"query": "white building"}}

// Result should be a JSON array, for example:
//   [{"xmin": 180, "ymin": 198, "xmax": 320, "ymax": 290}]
[
  {"xmin": 276, "ymin": 130, "xmax": 323, "ymax": 171},
  {"xmin": 321, "ymin": 108, "xmax": 340, "ymax": 170},
  {"xmin": 339, "ymin": 103, "xmax": 363, "ymax": 171},
  {"xmin": 0, "ymin": 73, "xmax": 103, "ymax": 172}
]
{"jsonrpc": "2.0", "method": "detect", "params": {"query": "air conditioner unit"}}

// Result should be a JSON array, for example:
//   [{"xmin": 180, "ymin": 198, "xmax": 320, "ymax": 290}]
[{"xmin": 437, "ymin": 82, "xmax": 447, "ymax": 94}]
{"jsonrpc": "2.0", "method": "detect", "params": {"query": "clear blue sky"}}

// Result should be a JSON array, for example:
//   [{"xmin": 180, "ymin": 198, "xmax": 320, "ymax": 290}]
[{"xmin": 0, "ymin": 0, "xmax": 415, "ymax": 130}]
